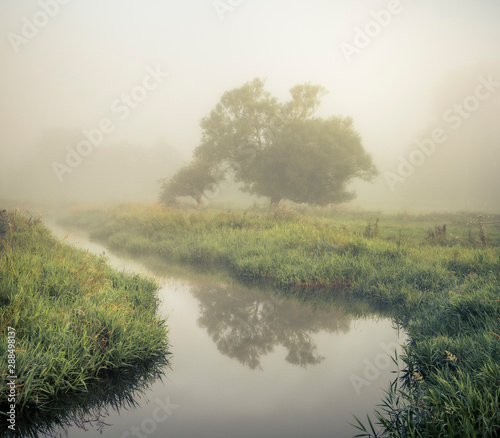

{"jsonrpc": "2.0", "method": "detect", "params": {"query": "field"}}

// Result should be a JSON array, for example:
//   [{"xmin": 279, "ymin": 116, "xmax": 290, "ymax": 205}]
[
  {"xmin": 59, "ymin": 202, "xmax": 500, "ymax": 437},
  {"xmin": 0, "ymin": 210, "xmax": 170, "ymax": 435}
]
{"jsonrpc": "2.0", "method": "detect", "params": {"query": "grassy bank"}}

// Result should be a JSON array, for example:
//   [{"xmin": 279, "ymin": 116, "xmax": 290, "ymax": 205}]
[
  {"xmin": 0, "ymin": 210, "xmax": 169, "ymax": 431},
  {"xmin": 60, "ymin": 203, "xmax": 500, "ymax": 437}
]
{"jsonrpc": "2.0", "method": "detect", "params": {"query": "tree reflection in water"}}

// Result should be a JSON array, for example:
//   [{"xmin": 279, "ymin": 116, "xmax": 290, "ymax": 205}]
[{"xmin": 190, "ymin": 282, "xmax": 378, "ymax": 370}]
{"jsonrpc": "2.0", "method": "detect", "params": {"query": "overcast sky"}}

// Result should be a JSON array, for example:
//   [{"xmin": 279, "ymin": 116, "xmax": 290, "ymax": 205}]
[{"xmin": 1, "ymin": 0, "xmax": 499, "ymax": 207}]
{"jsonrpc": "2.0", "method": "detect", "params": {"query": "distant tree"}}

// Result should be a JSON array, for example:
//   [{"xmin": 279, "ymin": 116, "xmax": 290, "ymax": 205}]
[
  {"xmin": 159, "ymin": 159, "xmax": 224, "ymax": 206},
  {"xmin": 246, "ymin": 117, "xmax": 377, "ymax": 206},
  {"xmin": 194, "ymin": 78, "xmax": 377, "ymax": 207}
]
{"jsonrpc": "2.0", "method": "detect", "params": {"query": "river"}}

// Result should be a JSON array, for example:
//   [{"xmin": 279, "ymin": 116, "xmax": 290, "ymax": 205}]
[{"xmin": 37, "ymin": 223, "xmax": 405, "ymax": 438}]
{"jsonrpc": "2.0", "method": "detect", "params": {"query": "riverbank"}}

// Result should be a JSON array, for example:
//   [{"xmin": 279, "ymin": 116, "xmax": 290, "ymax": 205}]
[
  {"xmin": 0, "ymin": 210, "xmax": 170, "ymax": 432},
  {"xmin": 60, "ymin": 203, "xmax": 500, "ymax": 437}
]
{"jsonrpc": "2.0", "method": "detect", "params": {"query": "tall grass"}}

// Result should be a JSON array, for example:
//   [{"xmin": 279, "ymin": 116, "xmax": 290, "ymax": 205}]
[
  {"xmin": 60, "ymin": 203, "xmax": 500, "ymax": 437},
  {"xmin": 0, "ymin": 210, "xmax": 170, "ymax": 422}
]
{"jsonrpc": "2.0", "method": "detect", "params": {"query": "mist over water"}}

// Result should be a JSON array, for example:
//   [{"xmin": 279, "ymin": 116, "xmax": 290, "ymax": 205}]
[{"xmin": 0, "ymin": 0, "xmax": 499, "ymax": 211}]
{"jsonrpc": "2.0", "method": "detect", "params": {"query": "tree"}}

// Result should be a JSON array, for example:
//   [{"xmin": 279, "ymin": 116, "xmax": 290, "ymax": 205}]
[
  {"xmin": 194, "ymin": 78, "xmax": 377, "ymax": 207},
  {"xmin": 247, "ymin": 117, "xmax": 377, "ymax": 206},
  {"xmin": 159, "ymin": 159, "xmax": 223, "ymax": 206}
]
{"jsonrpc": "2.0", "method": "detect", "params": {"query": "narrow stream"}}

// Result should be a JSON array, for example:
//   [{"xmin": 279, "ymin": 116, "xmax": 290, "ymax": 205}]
[{"xmin": 39, "ymin": 223, "xmax": 405, "ymax": 438}]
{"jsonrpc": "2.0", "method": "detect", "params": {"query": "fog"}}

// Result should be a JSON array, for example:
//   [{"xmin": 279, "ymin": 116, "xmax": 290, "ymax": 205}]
[{"xmin": 1, "ymin": 0, "xmax": 499, "ymax": 211}]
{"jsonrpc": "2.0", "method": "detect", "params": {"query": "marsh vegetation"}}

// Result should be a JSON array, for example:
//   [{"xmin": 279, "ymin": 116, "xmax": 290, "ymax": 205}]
[
  {"xmin": 58, "ymin": 203, "xmax": 500, "ymax": 437},
  {"xmin": 0, "ymin": 211, "xmax": 170, "ymax": 436}
]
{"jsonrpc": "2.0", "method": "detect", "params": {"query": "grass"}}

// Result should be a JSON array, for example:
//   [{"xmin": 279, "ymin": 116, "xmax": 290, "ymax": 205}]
[
  {"xmin": 0, "ymin": 210, "xmax": 170, "ymax": 434},
  {"xmin": 59, "ymin": 202, "xmax": 500, "ymax": 437}
]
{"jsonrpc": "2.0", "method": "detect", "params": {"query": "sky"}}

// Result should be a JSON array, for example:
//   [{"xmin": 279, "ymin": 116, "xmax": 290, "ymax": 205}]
[{"xmin": 0, "ymin": 0, "xmax": 499, "ymax": 209}]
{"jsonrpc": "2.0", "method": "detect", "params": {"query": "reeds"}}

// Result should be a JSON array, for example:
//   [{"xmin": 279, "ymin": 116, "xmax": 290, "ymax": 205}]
[{"xmin": 0, "ymin": 211, "xmax": 170, "ymax": 415}]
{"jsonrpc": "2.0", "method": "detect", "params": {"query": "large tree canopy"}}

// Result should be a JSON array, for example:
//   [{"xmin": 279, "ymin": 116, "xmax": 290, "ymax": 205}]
[
  {"xmin": 246, "ymin": 117, "xmax": 377, "ymax": 205},
  {"xmin": 164, "ymin": 78, "xmax": 377, "ymax": 207}
]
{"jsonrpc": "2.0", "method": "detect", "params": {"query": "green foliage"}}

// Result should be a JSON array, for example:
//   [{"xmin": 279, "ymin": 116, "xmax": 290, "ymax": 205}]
[
  {"xmin": 425, "ymin": 224, "xmax": 447, "ymax": 245},
  {"xmin": 247, "ymin": 117, "xmax": 378, "ymax": 205},
  {"xmin": 364, "ymin": 217, "xmax": 380, "ymax": 238},
  {"xmin": 0, "ymin": 209, "xmax": 7, "ymax": 237},
  {"xmin": 0, "ymin": 211, "xmax": 170, "ymax": 414},
  {"xmin": 354, "ymin": 316, "xmax": 500, "ymax": 437},
  {"xmin": 477, "ymin": 215, "xmax": 489, "ymax": 246},
  {"xmin": 159, "ymin": 159, "xmax": 224, "ymax": 205}
]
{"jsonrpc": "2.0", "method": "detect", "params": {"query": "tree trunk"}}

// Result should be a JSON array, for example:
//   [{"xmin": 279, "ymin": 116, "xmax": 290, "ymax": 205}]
[
  {"xmin": 193, "ymin": 193, "xmax": 203, "ymax": 207},
  {"xmin": 269, "ymin": 195, "xmax": 281, "ymax": 210}
]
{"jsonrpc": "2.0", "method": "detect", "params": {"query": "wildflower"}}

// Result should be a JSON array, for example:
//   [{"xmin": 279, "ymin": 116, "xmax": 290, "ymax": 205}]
[{"xmin": 445, "ymin": 350, "xmax": 457, "ymax": 362}]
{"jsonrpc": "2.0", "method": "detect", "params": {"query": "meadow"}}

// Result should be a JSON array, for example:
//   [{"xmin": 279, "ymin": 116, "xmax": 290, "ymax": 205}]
[
  {"xmin": 0, "ymin": 210, "xmax": 170, "ymax": 435},
  {"xmin": 59, "ymin": 202, "xmax": 500, "ymax": 437}
]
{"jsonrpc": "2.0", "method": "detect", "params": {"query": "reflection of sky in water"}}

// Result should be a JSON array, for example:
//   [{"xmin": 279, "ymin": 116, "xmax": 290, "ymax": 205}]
[{"xmin": 43, "ymin": 225, "xmax": 405, "ymax": 438}]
